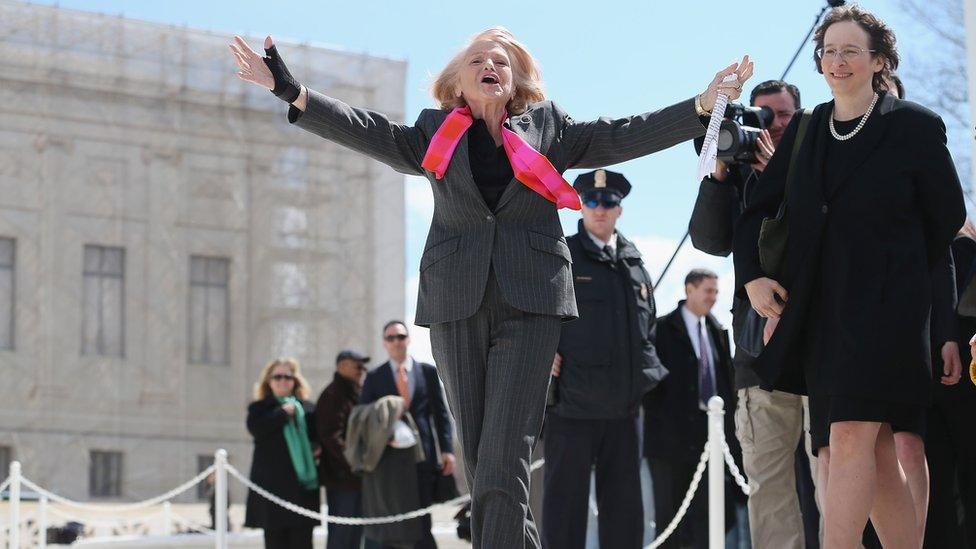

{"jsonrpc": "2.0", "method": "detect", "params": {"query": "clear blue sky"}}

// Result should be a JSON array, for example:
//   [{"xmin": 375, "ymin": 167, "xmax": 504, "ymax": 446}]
[{"xmin": 29, "ymin": 0, "xmax": 964, "ymax": 358}]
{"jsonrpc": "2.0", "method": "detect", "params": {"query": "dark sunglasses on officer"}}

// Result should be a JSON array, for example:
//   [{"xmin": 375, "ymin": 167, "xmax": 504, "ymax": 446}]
[{"xmin": 581, "ymin": 191, "xmax": 622, "ymax": 209}]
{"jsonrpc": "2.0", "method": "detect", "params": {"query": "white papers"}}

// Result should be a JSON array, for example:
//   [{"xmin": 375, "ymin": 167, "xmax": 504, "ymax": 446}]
[
  {"xmin": 389, "ymin": 419, "xmax": 417, "ymax": 448},
  {"xmin": 695, "ymin": 74, "xmax": 738, "ymax": 181}
]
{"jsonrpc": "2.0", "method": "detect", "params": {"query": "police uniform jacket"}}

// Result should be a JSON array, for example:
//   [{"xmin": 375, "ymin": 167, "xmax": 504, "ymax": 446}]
[{"xmin": 551, "ymin": 220, "xmax": 667, "ymax": 419}]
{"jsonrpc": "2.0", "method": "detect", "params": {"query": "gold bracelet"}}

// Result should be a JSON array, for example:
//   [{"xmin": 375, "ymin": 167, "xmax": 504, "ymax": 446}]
[{"xmin": 695, "ymin": 93, "xmax": 711, "ymax": 117}]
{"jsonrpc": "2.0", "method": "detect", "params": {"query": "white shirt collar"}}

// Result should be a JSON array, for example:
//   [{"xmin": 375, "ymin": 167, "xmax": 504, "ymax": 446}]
[
  {"xmin": 681, "ymin": 304, "xmax": 707, "ymax": 333},
  {"xmin": 681, "ymin": 304, "xmax": 714, "ymax": 365},
  {"xmin": 389, "ymin": 355, "xmax": 414, "ymax": 373},
  {"xmin": 586, "ymin": 230, "xmax": 618, "ymax": 253}
]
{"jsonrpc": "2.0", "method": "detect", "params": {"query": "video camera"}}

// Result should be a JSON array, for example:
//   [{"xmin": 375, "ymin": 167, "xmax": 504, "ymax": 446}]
[{"xmin": 694, "ymin": 103, "xmax": 775, "ymax": 165}]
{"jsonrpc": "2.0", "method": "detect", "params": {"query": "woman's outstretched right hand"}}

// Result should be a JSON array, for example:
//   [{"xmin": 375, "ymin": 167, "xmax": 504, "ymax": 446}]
[
  {"xmin": 229, "ymin": 35, "xmax": 276, "ymax": 91},
  {"xmin": 745, "ymin": 277, "xmax": 788, "ymax": 319},
  {"xmin": 229, "ymin": 35, "xmax": 307, "ymax": 110}
]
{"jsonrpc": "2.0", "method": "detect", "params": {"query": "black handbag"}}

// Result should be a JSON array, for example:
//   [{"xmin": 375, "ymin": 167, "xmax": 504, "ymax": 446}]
[
  {"xmin": 732, "ymin": 296, "xmax": 765, "ymax": 358},
  {"xmin": 736, "ymin": 110, "xmax": 812, "ymax": 356},
  {"xmin": 428, "ymin": 401, "xmax": 460, "ymax": 503},
  {"xmin": 430, "ymin": 428, "xmax": 461, "ymax": 503},
  {"xmin": 757, "ymin": 109, "xmax": 812, "ymax": 279},
  {"xmin": 432, "ymin": 466, "xmax": 461, "ymax": 503}
]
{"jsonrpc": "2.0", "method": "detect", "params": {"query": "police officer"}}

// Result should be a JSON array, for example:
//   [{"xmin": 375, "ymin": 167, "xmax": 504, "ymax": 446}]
[{"xmin": 542, "ymin": 169, "xmax": 667, "ymax": 549}]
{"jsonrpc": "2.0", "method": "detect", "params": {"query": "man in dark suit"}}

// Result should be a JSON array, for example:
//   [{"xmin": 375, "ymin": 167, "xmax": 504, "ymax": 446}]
[
  {"xmin": 360, "ymin": 320, "xmax": 455, "ymax": 549},
  {"xmin": 643, "ymin": 269, "xmax": 743, "ymax": 549},
  {"xmin": 542, "ymin": 169, "xmax": 667, "ymax": 549},
  {"xmin": 924, "ymin": 227, "xmax": 976, "ymax": 547},
  {"xmin": 316, "ymin": 349, "xmax": 370, "ymax": 549}
]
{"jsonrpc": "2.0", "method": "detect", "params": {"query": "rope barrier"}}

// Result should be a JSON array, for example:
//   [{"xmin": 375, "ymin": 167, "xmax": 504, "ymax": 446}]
[
  {"xmin": 18, "ymin": 465, "xmax": 214, "ymax": 513},
  {"xmin": 720, "ymin": 433, "xmax": 751, "ymax": 496},
  {"xmin": 1, "ymin": 418, "xmax": 749, "ymax": 546},
  {"xmin": 225, "ymin": 457, "xmax": 545, "ymax": 527},
  {"xmin": 644, "ymin": 443, "xmax": 710, "ymax": 549},
  {"xmin": 228, "ymin": 463, "xmax": 470, "ymax": 525}
]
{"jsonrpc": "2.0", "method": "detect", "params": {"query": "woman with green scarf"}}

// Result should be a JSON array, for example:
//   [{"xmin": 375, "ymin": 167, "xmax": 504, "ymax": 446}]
[{"xmin": 245, "ymin": 357, "xmax": 321, "ymax": 549}]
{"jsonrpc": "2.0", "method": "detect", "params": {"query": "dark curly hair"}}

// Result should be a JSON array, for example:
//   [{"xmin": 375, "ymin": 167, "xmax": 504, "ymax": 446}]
[{"xmin": 813, "ymin": 4, "xmax": 899, "ymax": 93}]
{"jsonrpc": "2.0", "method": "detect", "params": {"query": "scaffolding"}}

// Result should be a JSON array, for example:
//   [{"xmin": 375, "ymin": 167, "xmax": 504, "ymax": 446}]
[{"xmin": 0, "ymin": 0, "xmax": 406, "ymax": 506}]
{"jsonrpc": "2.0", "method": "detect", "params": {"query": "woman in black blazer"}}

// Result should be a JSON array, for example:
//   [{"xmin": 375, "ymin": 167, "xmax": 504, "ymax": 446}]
[
  {"xmin": 733, "ymin": 6, "xmax": 965, "ymax": 548},
  {"xmin": 244, "ymin": 358, "xmax": 321, "ymax": 549}
]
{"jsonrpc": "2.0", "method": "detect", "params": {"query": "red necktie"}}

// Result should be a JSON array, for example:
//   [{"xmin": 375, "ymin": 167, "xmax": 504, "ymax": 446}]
[{"xmin": 396, "ymin": 363, "xmax": 411, "ymax": 409}]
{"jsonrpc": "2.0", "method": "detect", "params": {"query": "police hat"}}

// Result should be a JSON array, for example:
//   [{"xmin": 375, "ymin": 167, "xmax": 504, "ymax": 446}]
[{"xmin": 573, "ymin": 169, "xmax": 632, "ymax": 199}]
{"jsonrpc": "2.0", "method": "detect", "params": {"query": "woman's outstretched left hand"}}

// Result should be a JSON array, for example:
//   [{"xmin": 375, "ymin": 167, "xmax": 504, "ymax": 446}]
[{"xmin": 699, "ymin": 55, "xmax": 755, "ymax": 113}]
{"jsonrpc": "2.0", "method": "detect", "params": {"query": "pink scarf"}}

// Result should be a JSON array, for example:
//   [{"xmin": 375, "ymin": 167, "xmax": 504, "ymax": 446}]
[{"xmin": 421, "ymin": 106, "xmax": 581, "ymax": 210}]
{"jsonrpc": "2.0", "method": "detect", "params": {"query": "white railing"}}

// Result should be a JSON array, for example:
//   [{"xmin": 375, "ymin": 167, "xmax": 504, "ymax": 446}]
[{"xmin": 0, "ymin": 397, "xmax": 747, "ymax": 549}]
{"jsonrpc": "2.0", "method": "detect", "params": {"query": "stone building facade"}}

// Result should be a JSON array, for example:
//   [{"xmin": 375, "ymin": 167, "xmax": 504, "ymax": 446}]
[{"xmin": 0, "ymin": 0, "xmax": 406, "ymax": 502}]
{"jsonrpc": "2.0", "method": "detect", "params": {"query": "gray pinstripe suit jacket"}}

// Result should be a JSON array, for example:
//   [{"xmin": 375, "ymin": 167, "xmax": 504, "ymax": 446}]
[{"xmin": 289, "ymin": 90, "xmax": 705, "ymax": 326}]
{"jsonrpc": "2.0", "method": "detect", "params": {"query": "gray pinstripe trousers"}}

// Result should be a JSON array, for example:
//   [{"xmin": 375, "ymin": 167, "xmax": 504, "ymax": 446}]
[{"xmin": 430, "ymin": 270, "xmax": 561, "ymax": 549}]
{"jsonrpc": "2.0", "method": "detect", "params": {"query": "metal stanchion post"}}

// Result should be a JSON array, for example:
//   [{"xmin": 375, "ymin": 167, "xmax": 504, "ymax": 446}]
[
  {"xmin": 162, "ymin": 501, "xmax": 172, "ymax": 536},
  {"xmin": 37, "ymin": 496, "xmax": 47, "ymax": 549},
  {"xmin": 6, "ymin": 463, "xmax": 19, "ymax": 549},
  {"xmin": 707, "ymin": 397, "xmax": 725, "ymax": 549},
  {"xmin": 8, "ymin": 461, "xmax": 20, "ymax": 549},
  {"xmin": 214, "ymin": 450, "xmax": 228, "ymax": 549}
]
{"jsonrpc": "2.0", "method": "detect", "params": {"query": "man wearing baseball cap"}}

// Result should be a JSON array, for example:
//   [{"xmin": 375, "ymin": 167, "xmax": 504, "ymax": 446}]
[{"xmin": 315, "ymin": 349, "xmax": 370, "ymax": 549}]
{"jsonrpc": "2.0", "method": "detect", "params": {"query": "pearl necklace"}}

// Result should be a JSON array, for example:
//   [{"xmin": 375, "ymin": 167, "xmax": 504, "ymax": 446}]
[{"xmin": 830, "ymin": 92, "xmax": 879, "ymax": 141}]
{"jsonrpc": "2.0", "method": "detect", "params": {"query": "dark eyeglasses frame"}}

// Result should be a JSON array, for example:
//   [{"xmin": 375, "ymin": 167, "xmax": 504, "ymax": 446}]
[
  {"xmin": 384, "ymin": 334, "xmax": 409, "ymax": 342},
  {"xmin": 271, "ymin": 374, "xmax": 295, "ymax": 382},
  {"xmin": 582, "ymin": 197, "xmax": 621, "ymax": 209}
]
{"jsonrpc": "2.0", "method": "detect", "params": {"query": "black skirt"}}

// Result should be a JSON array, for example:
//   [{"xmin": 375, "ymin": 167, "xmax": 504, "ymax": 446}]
[
  {"xmin": 809, "ymin": 394, "xmax": 926, "ymax": 454},
  {"xmin": 802, "ymin": 275, "xmax": 925, "ymax": 454}
]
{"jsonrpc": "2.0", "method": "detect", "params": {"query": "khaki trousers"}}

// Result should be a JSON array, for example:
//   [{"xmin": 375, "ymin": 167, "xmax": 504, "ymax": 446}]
[{"xmin": 735, "ymin": 387, "xmax": 820, "ymax": 549}]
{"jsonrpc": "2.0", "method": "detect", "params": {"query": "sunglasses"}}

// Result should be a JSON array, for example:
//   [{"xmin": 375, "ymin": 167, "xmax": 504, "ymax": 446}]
[
  {"xmin": 271, "ymin": 374, "xmax": 295, "ymax": 382},
  {"xmin": 581, "ymin": 193, "xmax": 621, "ymax": 209},
  {"xmin": 384, "ymin": 334, "xmax": 408, "ymax": 342}
]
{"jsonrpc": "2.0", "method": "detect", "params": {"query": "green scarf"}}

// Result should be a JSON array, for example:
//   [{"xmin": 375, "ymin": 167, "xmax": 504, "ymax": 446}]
[{"xmin": 277, "ymin": 396, "xmax": 318, "ymax": 490}]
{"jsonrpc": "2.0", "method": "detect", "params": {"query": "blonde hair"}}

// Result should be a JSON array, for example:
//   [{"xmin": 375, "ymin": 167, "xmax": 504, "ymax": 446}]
[
  {"xmin": 252, "ymin": 357, "xmax": 311, "ymax": 401},
  {"xmin": 431, "ymin": 27, "xmax": 545, "ymax": 115}
]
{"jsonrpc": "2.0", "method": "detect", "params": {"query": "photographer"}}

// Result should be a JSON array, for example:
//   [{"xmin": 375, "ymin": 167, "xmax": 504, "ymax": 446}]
[{"xmin": 688, "ymin": 80, "xmax": 820, "ymax": 549}]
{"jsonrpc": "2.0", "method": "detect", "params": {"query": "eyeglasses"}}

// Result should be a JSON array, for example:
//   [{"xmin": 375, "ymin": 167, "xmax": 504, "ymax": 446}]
[
  {"xmin": 384, "ymin": 334, "xmax": 408, "ymax": 342},
  {"xmin": 581, "ymin": 192, "xmax": 621, "ymax": 209},
  {"xmin": 815, "ymin": 46, "xmax": 876, "ymax": 62},
  {"xmin": 271, "ymin": 374, "xmax": 295, "ymax": 382}
]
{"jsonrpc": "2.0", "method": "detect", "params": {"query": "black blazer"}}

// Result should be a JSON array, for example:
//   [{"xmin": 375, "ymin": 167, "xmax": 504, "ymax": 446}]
[
  {"xmin": 732, "ymin": 93, "xmax": 966, "ymax": 403},
  {"xmin": 244, "ymin": 396, "xmax": 320, "ymax": 529},
  {"xmin": 360, "ymin": 359, "xmax": 454, "ymax": 469},
  {"xmin": 642, "ymin": 303, "xmax": 738, "ymax": 464}
]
